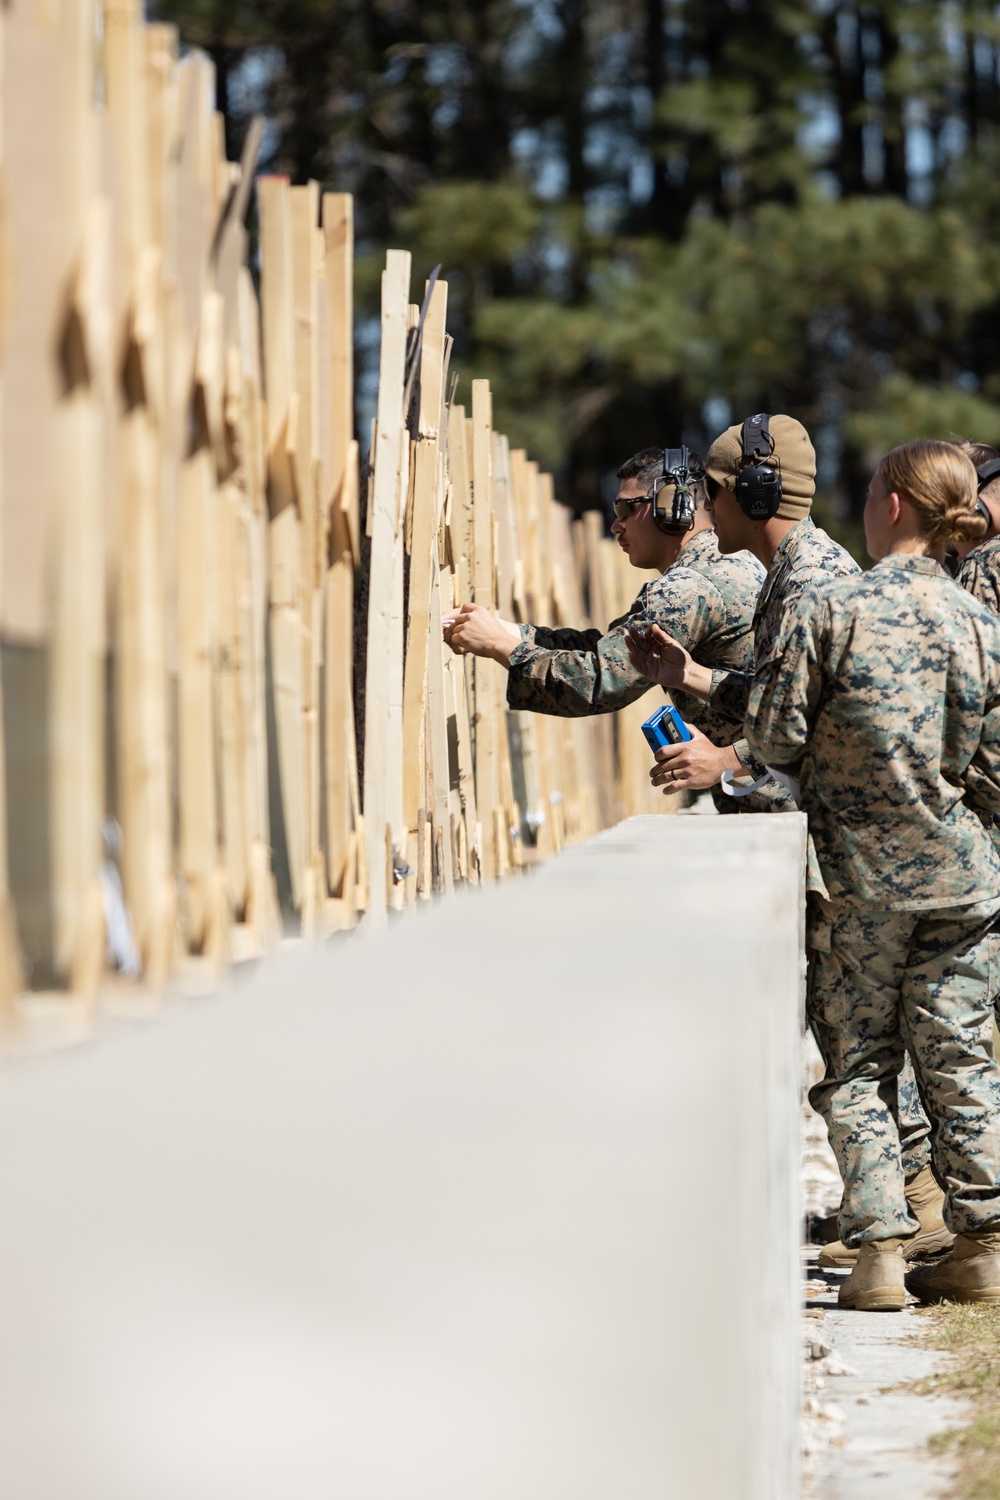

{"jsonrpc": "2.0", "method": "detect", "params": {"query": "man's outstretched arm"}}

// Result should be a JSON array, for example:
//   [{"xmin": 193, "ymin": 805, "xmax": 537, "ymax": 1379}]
[{"xmin": 443, "ymin": 604, "xmax": 523, "ymax": 666}]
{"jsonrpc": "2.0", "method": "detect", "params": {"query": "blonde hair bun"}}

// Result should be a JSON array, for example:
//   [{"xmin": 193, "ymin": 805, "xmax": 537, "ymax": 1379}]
[
  {"xmin": 942, "ymin": 503, "xmax": 987, "ymax": 544},
  {"xmin": 878, "ymin": 440, "xmax": 986, "ymax": 546}
]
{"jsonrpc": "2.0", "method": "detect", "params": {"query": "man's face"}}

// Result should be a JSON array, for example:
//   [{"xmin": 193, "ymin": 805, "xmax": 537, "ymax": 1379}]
[
  {"xmin": 704, "ymin": 481, "xmax": 746, "ymax": 555},
  {"xmin": 611, "ymin": 476, "xmax": 668, "ymax": 570}
]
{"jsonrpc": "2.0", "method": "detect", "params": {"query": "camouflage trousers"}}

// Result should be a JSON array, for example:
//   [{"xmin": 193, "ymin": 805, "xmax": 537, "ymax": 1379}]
[
  {"xmin": 896, "ymin": 1057, "xmax": 932, "ymax": 1180},
  {"xmin": 807, "ymin": 894, "xmax": 1000, "ymax": 1246}
]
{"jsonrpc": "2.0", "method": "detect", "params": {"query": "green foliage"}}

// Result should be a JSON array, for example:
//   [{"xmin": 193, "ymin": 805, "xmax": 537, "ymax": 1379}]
[
  {"xmin": 396, "ymin": 183, "xmax": 540, "ymax": 276},
  {"xmin": 153, "ymin": 0, "xmax": 1000, "ymax": 515},
  {"xmin": 658, "ymin": 76, "xmax": 762, "ymax": 159},
  {"xmin": 847, "ymin": 376, "xmax": 1000, "ymax": 465},
  {"xmin": 600, "ymin": 194, "xmax": 1000, "ymax": 397}
]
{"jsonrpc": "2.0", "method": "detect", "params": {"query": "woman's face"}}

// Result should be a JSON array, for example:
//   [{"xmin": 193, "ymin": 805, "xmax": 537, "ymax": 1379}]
[{"xmin": 863, "ymin": 468, "xmax": 891, "ymax": 561}]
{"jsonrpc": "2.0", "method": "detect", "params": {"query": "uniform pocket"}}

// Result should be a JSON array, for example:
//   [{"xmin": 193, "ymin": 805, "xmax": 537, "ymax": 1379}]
[
  {"xmin": 987, "ymin": 926, "xmax": 1000, "ymax": 1006},
  {"xmin": 806, "ymin": 902, "xmax": 833, "ymax": 955},
  {"xmin": 834, "ymin": 909, "xmax": 904, "ymax": 990}
]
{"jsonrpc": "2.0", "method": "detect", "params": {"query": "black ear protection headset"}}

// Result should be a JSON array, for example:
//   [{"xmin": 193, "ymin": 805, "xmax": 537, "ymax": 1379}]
[
  {"xmin": 735, "ymin": 413, "xmax": 783, "ymax": 521},
  {"xmin": 649, "ymin": 446, "xmax": 696, "ymax": 535},
  {"xmin": 976, "ymin": 458, "xmax": 1000, "ymax": 529}
]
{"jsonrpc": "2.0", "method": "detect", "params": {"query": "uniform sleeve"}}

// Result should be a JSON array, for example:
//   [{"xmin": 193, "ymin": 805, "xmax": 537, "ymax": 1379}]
[
  {"xmin": 957, "ymin": 554, "xmax": 1000, "ymax": 619},
  {"xmin": 506, "ymin": 607, "xmax": 652, "ymax": 717},
  {"xmin": 963, "ymin": 688, "xmax": 1000, "ymax": 818},
  {"xmin": 745, "ymin": 597, "xmax": 826, "ymax": 769},
  {"xmin": 515, "ymin": 624, "xmax": 603, "ymax": 652},
  {"xmin": 708, "ymin": 667, "xmax": 752, "ymax": 724},
  {"xmin": 506, "ymin": 570, "xmax": 716, "ymax": 719}
]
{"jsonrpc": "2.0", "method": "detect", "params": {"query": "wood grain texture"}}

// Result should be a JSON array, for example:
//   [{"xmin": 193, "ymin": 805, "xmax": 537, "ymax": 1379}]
[
  {"xmin": 363, "ymin": 250, "xmax": 410, "ymax": 927},
  {"xmin": 0, "ymin": 4, "xmax": 672, "ymax": 1010}
]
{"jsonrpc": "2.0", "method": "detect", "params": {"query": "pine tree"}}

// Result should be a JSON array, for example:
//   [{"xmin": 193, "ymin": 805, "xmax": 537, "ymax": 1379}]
[{"xmin": 154, "ymin": 0, "xmax": 1000, "ymax": 537}]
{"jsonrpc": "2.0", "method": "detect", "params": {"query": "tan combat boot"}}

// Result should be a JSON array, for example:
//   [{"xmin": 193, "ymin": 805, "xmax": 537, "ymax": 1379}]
[
  {"xmin": 903, "ymin": 1165, "xmax": 954, "ymax": 1260},
  {"xmin": 817, "ymin": 1166, "xmax": 953, "ymax": 1268},
  {"xmin": 906, "ymin": 1232, "xmax": 1000, "ymax": 1304},
  {"xmin": 838, "ymin": 1239, "xmax": 907, "ymax": 1311},
  {"xmin": 811, "ymin": 1209, "xmax": 841, "ymax": 1246}
]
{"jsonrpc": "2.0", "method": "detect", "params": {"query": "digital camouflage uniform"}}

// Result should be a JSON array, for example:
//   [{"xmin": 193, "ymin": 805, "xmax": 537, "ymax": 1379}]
[
  {"xmin": 506, "ymin": 529, "xmax": 766, "ymax": 808},
  {"xmin": 747, "ymin": 554, "xmax": 1000, "ymax": 1244},
  {"xmin": 957, "ymin": 535, "xmax": 1000, "ymax": 618},
  {"xmin": 958, "ymin": 537, "xmax": 1000, "ymax": 860},
  {"xmin": 709, "ymin": 518, "xmax": 860, "ymax": 778},
  {"xmin": 717, "ymin": 518, "xmax": 929, "ymax": 1154}
]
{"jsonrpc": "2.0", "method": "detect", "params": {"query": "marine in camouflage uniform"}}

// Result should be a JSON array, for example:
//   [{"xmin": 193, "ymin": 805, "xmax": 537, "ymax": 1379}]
[
  {"xmin": 953, "ymin": 443, "xmax": 1000, "ymax": 880},
  {"xmin": 445, "ymin": 449, "xmax": 777, "ymax": 811},
  {"xmin": 953, "ymin": 438, "xmax": 1000, "ymax": 622},
  {"xmin": 709, "ymin": 517, "xmax": 860, "ymax": 785},
  {"xmin": 958, "ymin": 541, "xmax": 1000, "ymax": 865},
  {"xmin": 747, "ymin": 554, "xmax": 1000, "ymax": 1245},
  {"xmin": 699, "ymin": 426, "xmax": 932, "ymax": 1171},
  {"xmin": 957, "ymin": 535, "xmax": 1000, "ymax": 617}
]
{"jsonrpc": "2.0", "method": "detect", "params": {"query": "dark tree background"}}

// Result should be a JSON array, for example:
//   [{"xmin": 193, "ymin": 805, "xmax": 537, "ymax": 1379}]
[{"xmin": 151, "ymin": 0, "xmax": 1000, "ymax": 546}]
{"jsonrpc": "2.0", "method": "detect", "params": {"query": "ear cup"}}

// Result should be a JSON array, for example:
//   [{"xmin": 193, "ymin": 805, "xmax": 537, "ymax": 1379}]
[
  {"xmin": 651, "ymin": 487, "xmax": 695, "ymax": 533},
  {"xmin": 977, "ymin": 458, "xmax": 1000, "ymax": 491},
  {"xmin": 651, "ymin": 447, "xmax": 696, "ymax": 534},
  {"xmin": 735, "ymin": 463, "xmax": 782, "ymax": 520},
  {"xmin": 736, "ymin": 415, "xmax": 782, "ymax": 519}
]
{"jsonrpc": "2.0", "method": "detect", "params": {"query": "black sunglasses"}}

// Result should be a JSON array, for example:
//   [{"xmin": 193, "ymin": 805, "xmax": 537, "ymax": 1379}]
[{"xmin": 612, "ymin": 493, "xmax": 654, "ymax": 521}]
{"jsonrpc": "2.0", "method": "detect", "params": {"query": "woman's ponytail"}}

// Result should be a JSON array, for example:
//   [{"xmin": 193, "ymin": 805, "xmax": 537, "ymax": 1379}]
[{"xmin": 877, "ymin": 441, "xmax": 985, "ymax": 546}]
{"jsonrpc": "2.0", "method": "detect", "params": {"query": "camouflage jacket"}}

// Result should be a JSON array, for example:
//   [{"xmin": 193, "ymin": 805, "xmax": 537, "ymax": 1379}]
[
  {"xmin": 745, "ymin": 553, "xmax": 1000, "ymax": 909},
  {"xmin": 506, "ymin": 528, "xmax": 764, "ymax": 751},
  {"xmin": 957, "ymin": 538, "xmax": 1000, "ymax": 854},
  {"xmin": 709, "ymin": 519, "xmax": 860, "ymax": 773},
  {"xmin": 957, "ymin": 535, "xmax": 1000, "ymax": 618}
]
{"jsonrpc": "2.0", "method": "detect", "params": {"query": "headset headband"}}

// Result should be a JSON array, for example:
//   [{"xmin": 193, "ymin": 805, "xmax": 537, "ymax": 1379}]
[
  {"xmin": 741, "ymin": 413, "xmax": 774, "ymax": 465},
  {"xmin": 650, "ymin": 445, "xmax": 695, "ymax": 535},
  {"xmin": 734, "ymin": 413, "xmax": 782, "ymax": 521},
  {"xmin": 977, "ymin": 458, "xmax": 1000, "ymax": 492},
  {"xmin": 662, "ymin": 446, "xmax": 690, "ymax": 482}
]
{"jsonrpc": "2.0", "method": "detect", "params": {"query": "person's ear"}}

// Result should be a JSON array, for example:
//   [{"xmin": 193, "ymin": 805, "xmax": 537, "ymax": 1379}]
[{"xmin": 886, "ymin": 490, "xmax": 903, "ymax": 526}]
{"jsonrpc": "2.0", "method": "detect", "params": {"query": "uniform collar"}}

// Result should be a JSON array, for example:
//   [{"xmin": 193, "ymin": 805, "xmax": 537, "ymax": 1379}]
[
  {"xmin": 662, "ymin": 525, "xmax": 717, "ymax": 573},
  {"xmin": 964, "ymin": 533, "xmax": 1000, "ymax": 562},
  {"xmin": 766, "ymin": 517, "xmax": 812, "ymax": 573},
  {"xmin": 680, "ymin": 526, "xmax": 718, "ymax": 561},
  {"xmin": 871, "ymin": 553, "xmax": 946, "ymax": 577}
]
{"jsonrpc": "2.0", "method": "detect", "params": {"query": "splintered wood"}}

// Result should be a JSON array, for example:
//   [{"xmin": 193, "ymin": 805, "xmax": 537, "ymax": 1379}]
[{"xmin": 0, "ymin": 0, "xmax": 673, "ymax": 1010}]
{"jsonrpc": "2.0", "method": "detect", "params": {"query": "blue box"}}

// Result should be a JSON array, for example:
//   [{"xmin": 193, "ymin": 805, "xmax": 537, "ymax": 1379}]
[{"xmin": 641, "ymin": 704, "xmax": 692, "ymax": 753}]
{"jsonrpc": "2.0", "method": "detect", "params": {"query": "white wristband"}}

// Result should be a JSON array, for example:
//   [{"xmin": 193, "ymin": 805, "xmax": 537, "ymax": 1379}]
[{"xmin": 720, "ymin": 767, "xmax": 801, "ymax": 805}]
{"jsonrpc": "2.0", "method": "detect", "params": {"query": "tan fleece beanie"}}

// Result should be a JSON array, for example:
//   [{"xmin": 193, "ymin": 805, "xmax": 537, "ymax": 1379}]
[{"xmin": 705, "ymin": 414, "xmax": 816, "ymax": 520}]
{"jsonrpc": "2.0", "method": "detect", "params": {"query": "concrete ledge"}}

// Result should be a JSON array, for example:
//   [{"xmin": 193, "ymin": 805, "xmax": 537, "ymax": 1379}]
[{"xmin": 0, "ymin": 813, "xmax": 806, "ymax": 1499}]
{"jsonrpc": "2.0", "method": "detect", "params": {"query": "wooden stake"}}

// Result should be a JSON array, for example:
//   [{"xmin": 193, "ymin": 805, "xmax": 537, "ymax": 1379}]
[
  {"xmin": 426, "ymin": 544, "xmax": 455, "ymax": 895},
  {"xmin": 401, "ymin": 278, "xmax": 448, "ymax": 843},
  {"xmin": 290, "ymin": 183, "xmax": 322, "ymax": 903},
  {"xmin": 363, "ymin": 249, "xmax": 410, "ymax": 928},
  {"xmin": 471, "ymin": 380, "xmax": 498, "ymax": 883},
  {"xmin": 259, "ymin": 175, "xmax": 306, "ymax": 913},
  {"xmin": 321, "ymin": 194, "xmax": 359, "ymax": 904}
]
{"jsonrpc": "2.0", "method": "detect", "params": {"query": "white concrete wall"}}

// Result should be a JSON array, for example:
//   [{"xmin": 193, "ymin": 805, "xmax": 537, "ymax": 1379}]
[{"xmin": 0, "ymin": 813, "xmax": 806, "ymax": 1500}]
